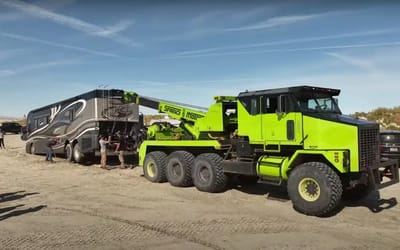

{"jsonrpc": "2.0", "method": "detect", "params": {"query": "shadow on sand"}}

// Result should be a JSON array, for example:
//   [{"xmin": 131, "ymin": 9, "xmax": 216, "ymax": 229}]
[
  {"xmin": 343, "ymin": 191, "xmax": 397, "ymax": 213},
  {"xmin": 0, "ymin": 191, "xmax": 40, "ymax": 203},
  {"xmin": 230, "ymin": 183, "xmax": 397, "ymax": 217},
  {"xmin": 0, "ymin": 191, "xmax": 46, "ymax": 221}
]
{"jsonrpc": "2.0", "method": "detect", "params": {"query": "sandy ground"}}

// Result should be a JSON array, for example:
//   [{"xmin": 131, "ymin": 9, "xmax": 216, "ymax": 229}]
[{"xmin": 1, "ymin": 134, "xmax": 400, "ymax": 250}]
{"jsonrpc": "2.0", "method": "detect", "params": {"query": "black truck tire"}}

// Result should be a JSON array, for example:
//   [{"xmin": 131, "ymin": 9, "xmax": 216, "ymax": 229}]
[
  {"xmin": 287, "ymin": 162, "xmax": 342, "ymax": 216},
  {"xmin": 143, "ymin": 151, "xmax": 167, "ymax": 183},
  {"xmin": 166, "ymin": 151, "xmax": 194, "ymax": 187},
  {"xmin": 192, "ymin": 153, "xmax": 227, "ymax": 193}
]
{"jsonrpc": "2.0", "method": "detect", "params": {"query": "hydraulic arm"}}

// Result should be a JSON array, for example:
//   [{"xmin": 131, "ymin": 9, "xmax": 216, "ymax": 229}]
[{"xmin": 124, "ymin": 91, "xmax": 207, "ymax": 139}]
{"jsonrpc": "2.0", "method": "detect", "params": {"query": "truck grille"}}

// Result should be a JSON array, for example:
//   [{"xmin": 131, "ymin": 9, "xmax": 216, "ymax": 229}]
[{"xmin": 359, "ymin": 126, "xmax": 379, "ymax": 170}]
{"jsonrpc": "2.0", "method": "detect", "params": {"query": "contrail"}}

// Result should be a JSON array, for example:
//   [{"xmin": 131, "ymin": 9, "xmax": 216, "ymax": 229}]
[
  {"xmin": 175, "ymin": 29, "xmax": 398, "ymax": 56},
  {"xmin": 0, "ymin": 0, "xmax": 136, "ymax": 46},
  {"xmin": 169, "ymin": 41, "xmax": 400, "ymax": 59},
  {"xmin": 1, "ymin": 32, "xmax": 121, "ymax": 58}
]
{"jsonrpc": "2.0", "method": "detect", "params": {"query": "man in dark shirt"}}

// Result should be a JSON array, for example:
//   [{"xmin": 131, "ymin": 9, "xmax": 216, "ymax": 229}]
[
  {"xmin": 45, "ymin": 138, "xmax": 57, "ymax": 162},
  {"xmin": 114, "ymin": 131, "xmax": 126, "ymax": 169}
]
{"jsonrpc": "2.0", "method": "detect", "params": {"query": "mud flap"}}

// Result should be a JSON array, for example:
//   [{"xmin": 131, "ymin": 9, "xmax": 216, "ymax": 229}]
[{"xmin": 368, "ymin": 160, "xmax": 399, "ymax": 190}]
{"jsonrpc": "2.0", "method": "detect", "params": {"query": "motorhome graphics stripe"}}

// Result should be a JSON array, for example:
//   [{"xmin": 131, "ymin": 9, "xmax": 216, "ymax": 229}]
[
  {"xmin": 59, "ymin": 99, "xmax": 87, "ymax": 119},
  {"xmin": 52, "ymin": 127, "xmax": 98, "ymax": 150},
  {"xmin": 27, "ymin": 127, "xmax": 98, "ymax": 151},
  {"xmin": 27, "ymin": 118, "xmax": 98, "ymax": 141},
  {"xmin": 28, "ymin": 99, "xmax": 87, "ymax": 138}
]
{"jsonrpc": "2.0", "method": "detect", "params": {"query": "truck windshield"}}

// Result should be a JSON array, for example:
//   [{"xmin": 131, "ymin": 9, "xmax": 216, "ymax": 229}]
[{"xmin": 294, "ymin": 92, "xmax": 341, "ymax": 114}]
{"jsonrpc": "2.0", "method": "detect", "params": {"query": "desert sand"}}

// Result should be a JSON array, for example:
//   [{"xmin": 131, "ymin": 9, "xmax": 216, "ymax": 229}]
[{"xmin": 1, "ymin": 134, "xmax": 400, "ymax": 250}]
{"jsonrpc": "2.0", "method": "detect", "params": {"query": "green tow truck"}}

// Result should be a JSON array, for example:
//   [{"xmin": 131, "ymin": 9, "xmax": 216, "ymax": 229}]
[{"xmin": 124, "ymin": 85, "xmax": 399, "ymax": 216}]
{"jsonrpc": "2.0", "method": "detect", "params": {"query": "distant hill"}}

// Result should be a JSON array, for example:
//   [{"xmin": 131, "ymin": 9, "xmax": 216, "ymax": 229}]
[
  {"xmin": 0, "ymin": 116, "xmax": 26, "ymax": 126},
  {"xmin": 0, "ymin": 116, "xmax": 19, "ymax": 120},
  {"xmin": 353, "ymin": 106, "xmax": 400, "ymax": 130}
]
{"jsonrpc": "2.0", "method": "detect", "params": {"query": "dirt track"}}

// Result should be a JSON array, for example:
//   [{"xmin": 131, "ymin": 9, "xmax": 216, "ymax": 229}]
[{"xmin": 1, "ymin": 134, "xmax": 400, "ymax": 249}]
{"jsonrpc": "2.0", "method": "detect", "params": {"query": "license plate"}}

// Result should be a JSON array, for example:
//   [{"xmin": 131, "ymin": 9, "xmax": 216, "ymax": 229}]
[{"xmin": 389, "ymin": 147, "xmax": 399, "ymax": 152}]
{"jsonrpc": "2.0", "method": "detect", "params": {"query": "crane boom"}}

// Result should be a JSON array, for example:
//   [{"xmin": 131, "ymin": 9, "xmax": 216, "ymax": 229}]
[
  {"xmin": 124, "ymin": 91, "xmax": 206, "ymax": 122},
  {"xmin": 123, "ymin": 91, "xmax": 210, "ymax": 139}
]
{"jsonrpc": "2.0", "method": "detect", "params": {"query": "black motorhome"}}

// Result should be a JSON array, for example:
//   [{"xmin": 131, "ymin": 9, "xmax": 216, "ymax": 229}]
[{"xmin": 23, "ymin": 89, "xmax": 141, "ymax": 163}]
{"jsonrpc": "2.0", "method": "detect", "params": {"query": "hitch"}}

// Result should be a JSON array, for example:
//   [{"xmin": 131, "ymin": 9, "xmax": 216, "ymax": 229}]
[{"xmin": 368, "ymin": 160, "xmax": 399, "ymax": 190}]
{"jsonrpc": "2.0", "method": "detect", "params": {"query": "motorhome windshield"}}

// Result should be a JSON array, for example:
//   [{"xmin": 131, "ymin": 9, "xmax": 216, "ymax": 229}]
[{"xmin": 294, "ymin": 92, "xmax": 341, "ymax": 114}]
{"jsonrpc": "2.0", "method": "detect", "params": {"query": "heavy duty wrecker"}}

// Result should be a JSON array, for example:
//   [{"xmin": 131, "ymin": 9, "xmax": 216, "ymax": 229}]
[{"xmin": 124, "ymin": 85, "xmax": 399, "ymax": 216}]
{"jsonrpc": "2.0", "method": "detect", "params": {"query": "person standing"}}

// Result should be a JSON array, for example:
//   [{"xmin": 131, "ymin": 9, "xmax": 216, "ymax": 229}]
[
  {"xmin": 45, "ymin": 138, "xmax": 57, "ymax": 161},
  {"xmin": 114, "ymin": 131, "xmax": 126, "ymax": 169},
  {"xmin": 0, "ymin": 129, "xmax": 4, "ymax": 149},
  {"xmin": 99, "ymin": 135, "xmax": 110, "ymax": 169}
]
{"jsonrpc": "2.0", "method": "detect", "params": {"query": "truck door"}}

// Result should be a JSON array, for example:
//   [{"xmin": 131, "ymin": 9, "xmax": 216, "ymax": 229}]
[
  {"xmin": 261, "ymin": 95, "xmax": 303, "ymax": 151},
  {"xmin": 237, "ymin": 95, "xmax": 263, "ymax": 144}
]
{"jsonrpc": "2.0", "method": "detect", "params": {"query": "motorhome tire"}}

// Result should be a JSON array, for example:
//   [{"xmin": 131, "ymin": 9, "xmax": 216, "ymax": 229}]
[
  {"xmin": 30, "ymin": 143, "xmax": 36, "ymax": 155},
  {"xmin": 73, "ymin": 144, "xmax": 84, "ymax": 163},
  {"xmin": 65, "ymin": 144, "xmax": 74, "ymax": 162}
]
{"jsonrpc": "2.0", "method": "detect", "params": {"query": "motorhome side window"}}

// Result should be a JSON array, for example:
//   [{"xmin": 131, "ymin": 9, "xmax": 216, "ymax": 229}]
[
  {"xmin": 72, "ymin": 102, "xmax": 83, "ymax": 119},
  {"xmin": 62, "ymin": 109, "xmax": 74, "ymax": 122},
  {"xmin": 37, "ymin": 116, "xmax": 48, "ymax": 128}
]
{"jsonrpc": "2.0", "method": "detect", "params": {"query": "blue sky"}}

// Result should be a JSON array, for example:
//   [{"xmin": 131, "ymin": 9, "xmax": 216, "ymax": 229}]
[{"xmin": 1, "ymin": 0, "xmax": 400, "ymax": 117}]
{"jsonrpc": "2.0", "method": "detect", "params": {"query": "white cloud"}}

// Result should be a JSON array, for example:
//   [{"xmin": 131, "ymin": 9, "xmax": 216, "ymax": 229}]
[
  {"xmin": 159, "ymin": 10, "xmax": 334, "ymax": 42},
  {"xmin": 325, "ymin": 52, "xmax": 379, "ymax": 74},
  {"xmin": 1, "ymin": 32, "xmax": 120, "ymax": 58},
  {"xmin": 167, "ymin": 41, "xmax": 400, "ymax": 59},
  {"xmin": 0, "ymin": 12, "xmax": 22, "ymax": 22},
  {"xmin": 157, "ymin": 28, "xmax": 218, "ymax": 43},
  {"xmin": 0, "ymin": 0, "xmax": 76, "ymax": 22},
  {"xmin": 134, "ymin": 77, "xmax": 267, "ymax": 87},
  {"xmin": 0, "ymin": 49, "xmax": 24, "ymax": 61},
  {"xmin": 224, "ymin": 13, "xmax": 322, "ymax": 32},
  {"xmin": 223, "ymin": 11, "xmax": 351, "ymax": 32},
  {"xmin": 174, "ymin": 28, "xmax": 398, "ymax": 56},
  {"xmin": 35, "ymin": 0, "xmax": 77, "ymax": 10},
  {"xmin": 0, "ymin": 0, "xmax": 137, "ymax": 46},
  {"xmin": 0, "ymin": 69, "xmax": 15, "ymax": 77},
  {"xmin": 190, "ymin": 10, "xmax": 227, "ymax": 26},
  {"xmin": 0, "ymin": 59, "xmax": 81, "ymax": 78},
  {"xmin": 92, "ymin": 19, "xmax": 135, "ymax": 36},
  {"xmin": 190, "ymin": 6, "xmax": 271, "ymax": 27}
]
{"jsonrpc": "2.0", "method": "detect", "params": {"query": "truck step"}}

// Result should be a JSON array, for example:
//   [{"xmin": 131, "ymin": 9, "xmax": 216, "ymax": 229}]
[{"xmin": 259, "ymin": 177, "xmax": 283, "ymax": 186}]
